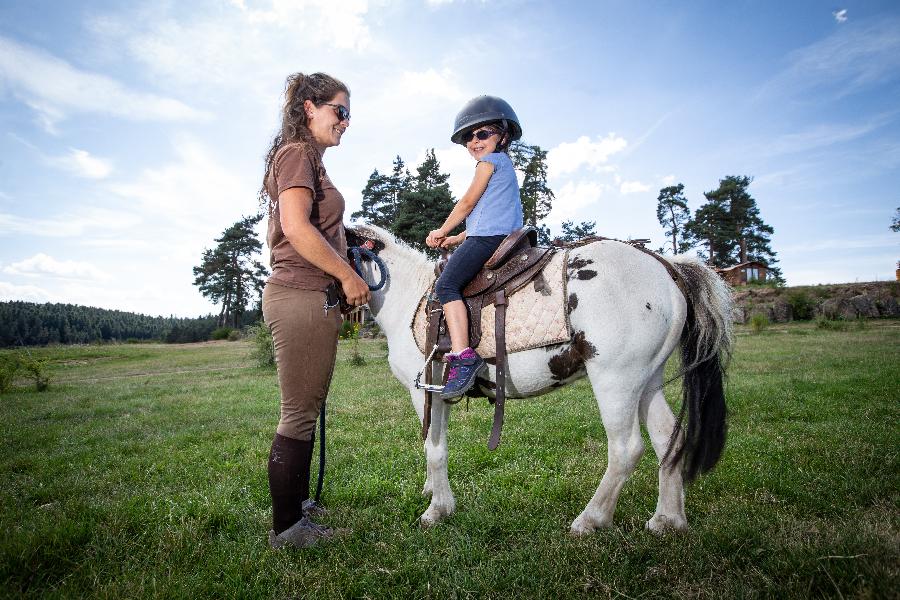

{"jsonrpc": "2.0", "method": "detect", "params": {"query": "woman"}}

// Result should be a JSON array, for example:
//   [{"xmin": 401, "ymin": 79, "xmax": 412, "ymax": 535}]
[{"xmin": 260, "ymin": 72, "xmax": 369, "ymax": 549}]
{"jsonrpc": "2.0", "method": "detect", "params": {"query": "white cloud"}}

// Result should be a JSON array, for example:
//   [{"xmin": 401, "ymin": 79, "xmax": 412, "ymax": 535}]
[
  {"xmin": 429, "ymin": 145, "xmax": 475, "ymax": 199},
  {"xmin": 546, "ymin": 180, "xmax": 605, "ymax": 224},
  {"xmin": 762, "ymin": 118, "xmax": 890, "ymax": 156},
  {"xmin": 106, "ymin": 134, "xmax": 252, "ymax": 236},
  {"xmin": 2, "ymin": 253, "xmax": 109, "ymax": 280},
  {"xmin": 661, "ymin": 175, "xmax": 677, "ymax": 185},
  {"xmin": 547, "ymin": 134, "xmax": 628, "ymax": 179},
  {"xmin": 833, "ymin": 9, "xmax": 848, "ymax": 23},
  {"xmin": 397, "ymin": 68, "xmax": 466, "ymax": 102},
  {"xmin": 232, "ymin": 0, "xmax": 372, "ymax": 50},
  {"xmin": 48, "ymin": 148, "xmax": 113, "ymax": 179},
  {"xmin": 0, "ymin": 208, "xmax": 141, "ymax": 238},
  {"xmin": 104, "ymin": 133, "xmax": 261, "ymax": 281},
  {"xmin": 359, "ymin": 67, "xmax": 468, "ymax": 129},
  {"xmin": 425, "ymin": 0, "xmax": 488, "ymax": 6},
  {"xmin": 95, "ymin": 0, "xmax": 374, "ymax": 96},
  {"xmin": 0, "ymin": 36, "xmax": 210, "ymax": 131},
  {"xmin": 0, "ymin": 281, "xmax": 55, "ymax": 303},
  {"xmin": 620, "ymin": 180, "xmax": 651, "ymax": 194},
  {"xmin": 759, "ymin": 17, "xmax": 900, "ymax": 99},
  {"xmin": 778, "ymin": 234, "xmax": 897, "ymax": 253}
]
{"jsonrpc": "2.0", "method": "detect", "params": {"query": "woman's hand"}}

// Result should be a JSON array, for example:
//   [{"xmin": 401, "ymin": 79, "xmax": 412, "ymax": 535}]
[
  {"xmin": 440, "ymin": 233, "xmax": 465, "ymax": 249},
  {"xmin": 426, "ymin": 229, "xmax": 447, "ymax": 248},
  {"xmin": 339, "ymin": 271, "xmax": 371, "ymax": 307}
]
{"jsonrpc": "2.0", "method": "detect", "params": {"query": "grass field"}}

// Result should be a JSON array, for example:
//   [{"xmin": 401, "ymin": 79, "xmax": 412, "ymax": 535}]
[{"xmin": 1, "ymin": 320, "xmax": 898, "ymax": 598}]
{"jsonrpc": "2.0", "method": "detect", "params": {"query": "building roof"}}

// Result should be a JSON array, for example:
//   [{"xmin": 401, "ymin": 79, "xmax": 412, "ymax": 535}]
[{"xmin": 714, "ymin": 261, "xmax": 768, "ymax": 273}]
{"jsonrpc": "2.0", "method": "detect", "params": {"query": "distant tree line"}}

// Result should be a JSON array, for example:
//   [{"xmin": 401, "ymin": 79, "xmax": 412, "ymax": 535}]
[{"xmin": 0, "ymin": 301, "xmax": 255, "ymax": 347}]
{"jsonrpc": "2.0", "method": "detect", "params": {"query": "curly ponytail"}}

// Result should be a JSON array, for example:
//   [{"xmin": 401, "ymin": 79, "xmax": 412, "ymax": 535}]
[{"xmin": 259, "ymin": 72, "xmax": 350, "ymax": 211}]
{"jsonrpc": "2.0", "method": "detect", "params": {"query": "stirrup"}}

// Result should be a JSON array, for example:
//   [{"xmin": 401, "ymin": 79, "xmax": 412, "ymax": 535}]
[{"xmin": 414, "ymin": 344, "xmax": 445, "ymax": 393}]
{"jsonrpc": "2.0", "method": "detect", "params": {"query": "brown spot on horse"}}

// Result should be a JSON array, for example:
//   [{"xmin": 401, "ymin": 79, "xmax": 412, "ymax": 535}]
[
  {"xmin": 575, "ymin": 269, "xmax": 597, "ymax": 280},
  {"xmin": 568, "ymin": 293, "xmax": 579, "ymax": 312},
  {"xmin": 568, "ymin": 257, "xmax": 594, "ymax": 271},
  {"xmin": 548, "ymin": 331, "xmax": 597, "ymax": 381}
]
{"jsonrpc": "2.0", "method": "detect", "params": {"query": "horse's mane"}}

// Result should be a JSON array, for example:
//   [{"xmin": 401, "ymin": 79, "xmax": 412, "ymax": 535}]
[{"xmin": 349, "ymin": 223, "xmax": 432, "ymax": 267}]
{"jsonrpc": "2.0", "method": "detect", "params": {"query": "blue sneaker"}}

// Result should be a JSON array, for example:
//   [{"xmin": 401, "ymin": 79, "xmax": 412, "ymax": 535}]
[{"xmin": 441, "ymin": 348, "xmax": 487, "ymax": 400}]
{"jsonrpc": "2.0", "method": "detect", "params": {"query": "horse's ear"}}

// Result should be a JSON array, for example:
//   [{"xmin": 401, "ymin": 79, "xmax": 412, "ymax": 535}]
[
  {"xmin": 343, "ymin": 224, "xmax": 386, "ymax": 254},
  {"xmin": 344, "ymin": 225, "xmax": 364, "ymax": 248}
]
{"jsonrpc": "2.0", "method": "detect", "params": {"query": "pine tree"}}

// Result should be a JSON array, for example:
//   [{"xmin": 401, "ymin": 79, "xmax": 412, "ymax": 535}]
[
  {"xmin": 558, "ymin": 220, "xmax": 597, "ymax": 243},
  {"xmin": 510, "ymin": 142, "xmax": 554, "ymax": 227},
  {"xmin": 193, "ymin": 213, "xmax": 269, "ymax": 327},
  {"xmin": 688, "ymin": 176, "xmax": 782, "ymax": 282},
  {"xmin": 687, "ymin": 198, "xmax": 731, "ymax": 268},
  {"xmin": 352, "ymin": 168, "xmax": 391, "ymax": 227},
  {"xmin": 391, "ymin": 149, "xmax": 457, "ymax": 254},
  {"xmin": 656, "ymin": 183, "xmax": 693, "ymax": 254},
  {"xmin": 351, "ymin": 157, "xmax": 410, "ymax": 228},
  {"xmin": 891, "ymin": 207, "xmax": 900, "ymax": 232}
]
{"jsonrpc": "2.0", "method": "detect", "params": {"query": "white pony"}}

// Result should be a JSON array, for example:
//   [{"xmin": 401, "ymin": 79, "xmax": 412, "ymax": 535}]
[{"xmin": 347, "ymin": 224, "xmax": 733, "ymax": 534}]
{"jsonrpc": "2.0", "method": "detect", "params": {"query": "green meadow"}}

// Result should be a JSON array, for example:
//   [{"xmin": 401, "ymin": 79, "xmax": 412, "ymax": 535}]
[{"xmin": 1, "ymin": 321, "xmax": 898, "ymax": 598}]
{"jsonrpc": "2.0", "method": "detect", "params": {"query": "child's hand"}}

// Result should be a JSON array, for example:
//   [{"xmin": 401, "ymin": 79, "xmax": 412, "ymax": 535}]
[
  {"xmin": 426, "ymin": 229, "xmax": 446, "ymax": 248},
  {"xmin": 440, "ymin": 234, "xmax": 463, "ymax": 249}
]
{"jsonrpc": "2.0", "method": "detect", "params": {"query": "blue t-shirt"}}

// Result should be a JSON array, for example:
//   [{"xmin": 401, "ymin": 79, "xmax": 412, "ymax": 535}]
[{"xmin": 466, "ymin": 152, "xmax": 523, "ymax": 236}]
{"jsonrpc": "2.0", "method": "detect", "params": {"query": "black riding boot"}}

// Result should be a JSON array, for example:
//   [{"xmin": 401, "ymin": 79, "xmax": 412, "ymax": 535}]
[{"xmin": 267, "ymin": 433, "xmax": 312, "ymax": 534}]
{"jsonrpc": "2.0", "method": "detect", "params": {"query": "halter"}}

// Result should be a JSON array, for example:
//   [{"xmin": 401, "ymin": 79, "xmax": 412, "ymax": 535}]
[{"xmin": 349, "ymin": 240, "xmax": 388, "ymax": 291}]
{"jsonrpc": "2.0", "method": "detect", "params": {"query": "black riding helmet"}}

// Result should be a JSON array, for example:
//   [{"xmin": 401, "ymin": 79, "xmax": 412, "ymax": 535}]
[{"xmin": 450, "ymin": 95, "xmax": 523, "ymax": 146}]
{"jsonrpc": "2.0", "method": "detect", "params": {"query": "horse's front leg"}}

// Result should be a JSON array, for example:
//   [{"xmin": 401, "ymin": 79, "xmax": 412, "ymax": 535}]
[
  {"xmin": 421, "ymin": 398, "xmax": 455, "ymax": 526},
  {"xmin": 407, "ymin": 387, "xmax": 433, "ymax": 497}
]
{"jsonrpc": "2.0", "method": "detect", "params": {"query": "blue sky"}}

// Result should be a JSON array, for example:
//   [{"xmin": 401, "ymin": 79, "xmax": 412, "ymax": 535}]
[{"xmin": 1, "ymin": 0, "xmax": 898, "ymax": 317}]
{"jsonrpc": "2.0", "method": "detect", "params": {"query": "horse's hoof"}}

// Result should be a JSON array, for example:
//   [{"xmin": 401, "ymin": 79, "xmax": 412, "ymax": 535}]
[
  {"xmin": 569, "ymin": 512, "xmax": 610, "ymax": 536},
  {"xmin": 419, "ymin": 509, "xmax": 442, "ymax": 528},
  {"xmin": 646, "ymin": 513, "xmax": 687, "ymax": 533}
]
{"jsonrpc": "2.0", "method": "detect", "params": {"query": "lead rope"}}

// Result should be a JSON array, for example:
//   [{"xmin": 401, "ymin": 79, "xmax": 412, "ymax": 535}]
[
  {"xmin": 349, "ymin": 245, "xmax": 387, "ymax": 290},
  {"xmin": 308, "ymin": 243, "xmax": 389, "ymax": 514}
]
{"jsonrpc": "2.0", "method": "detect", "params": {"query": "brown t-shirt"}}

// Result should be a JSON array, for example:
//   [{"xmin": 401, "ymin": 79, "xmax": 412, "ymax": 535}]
[{"xmin": 265, "ymin": 142, "xmax": 348, "ymax": 291}]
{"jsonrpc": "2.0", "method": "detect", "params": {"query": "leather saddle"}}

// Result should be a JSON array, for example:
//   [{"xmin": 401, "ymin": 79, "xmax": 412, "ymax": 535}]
[{"xmin": 421, "ymin": 227, "xmax": 556, "ymax": 450}]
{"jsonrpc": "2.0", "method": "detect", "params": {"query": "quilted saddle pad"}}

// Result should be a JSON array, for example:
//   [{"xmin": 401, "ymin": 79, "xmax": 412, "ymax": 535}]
[{"xmin": 412, "ymin": 250, "xmax": 571, "ymax": 359}]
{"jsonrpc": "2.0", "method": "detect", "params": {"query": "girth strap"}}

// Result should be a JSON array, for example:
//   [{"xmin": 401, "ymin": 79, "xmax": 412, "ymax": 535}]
[{"xmin": 488, "ymin": 289, "xmax": 507, "ymax": 450}]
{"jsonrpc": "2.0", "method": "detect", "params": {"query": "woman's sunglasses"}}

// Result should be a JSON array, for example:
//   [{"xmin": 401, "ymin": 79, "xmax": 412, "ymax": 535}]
[
  {"xmin": 461, "ymin": 128, "xmax": 500, "ymax": 143},
  {"xmin": 321, "ymin": 102, "xmax": 350, "ymax": 122}
]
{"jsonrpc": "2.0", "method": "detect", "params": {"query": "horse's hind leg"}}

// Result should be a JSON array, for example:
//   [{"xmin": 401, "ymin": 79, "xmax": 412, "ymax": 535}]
[
  {"xmin": 571, "ymin": 364, "xmax": 645, "ymax": 535},
  {"xmin": 639, "ymin": 368, "xmax": 688, "ymax": 532}
]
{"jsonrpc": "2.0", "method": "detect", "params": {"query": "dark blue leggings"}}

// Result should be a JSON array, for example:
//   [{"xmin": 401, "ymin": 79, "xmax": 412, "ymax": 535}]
[{"xmin": 435, "ymin": 235, "xmax": 506, "ymax": 304}]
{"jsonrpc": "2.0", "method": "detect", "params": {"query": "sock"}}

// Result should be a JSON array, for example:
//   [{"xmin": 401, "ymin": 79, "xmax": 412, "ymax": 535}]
[{"xmin": 268, "ymin": 433, "xmax": 313, "ymax": 534}]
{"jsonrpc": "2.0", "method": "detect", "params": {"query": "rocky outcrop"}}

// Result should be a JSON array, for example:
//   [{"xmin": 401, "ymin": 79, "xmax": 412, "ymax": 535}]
[{"xmin": 730, "ymin": 281, "xmax": 899, "ymax": 323}]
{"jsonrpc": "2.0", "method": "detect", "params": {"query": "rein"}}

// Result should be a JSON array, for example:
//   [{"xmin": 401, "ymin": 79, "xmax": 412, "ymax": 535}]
[
  {"xmin": 311, "ymin": 240, "xmax": 388, "ymax": 513},
  {"xmin": 349, "ymin": 243, "xmax": 388, "ymax": 291}
]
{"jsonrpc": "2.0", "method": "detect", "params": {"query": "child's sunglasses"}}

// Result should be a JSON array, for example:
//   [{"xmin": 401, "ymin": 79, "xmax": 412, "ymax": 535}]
[
  {"xmin": 461, "ymin": 128, "xmax": 499, "ymax": 143},
  {"xmin": 321, "ymin": 102, "xmax": 350, "ymax": 122}
]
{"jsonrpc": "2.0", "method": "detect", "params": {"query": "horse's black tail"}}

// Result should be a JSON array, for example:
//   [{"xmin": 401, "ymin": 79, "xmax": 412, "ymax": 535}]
[{"xmin": 664, "ymin": 257, "xmax": 734, "ymax": 483}]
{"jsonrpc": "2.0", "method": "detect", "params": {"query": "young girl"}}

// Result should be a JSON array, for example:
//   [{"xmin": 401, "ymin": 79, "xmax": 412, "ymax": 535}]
[{"xmin": 425, "ymin": 95, "xmax": 524, "ymax": 400}]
